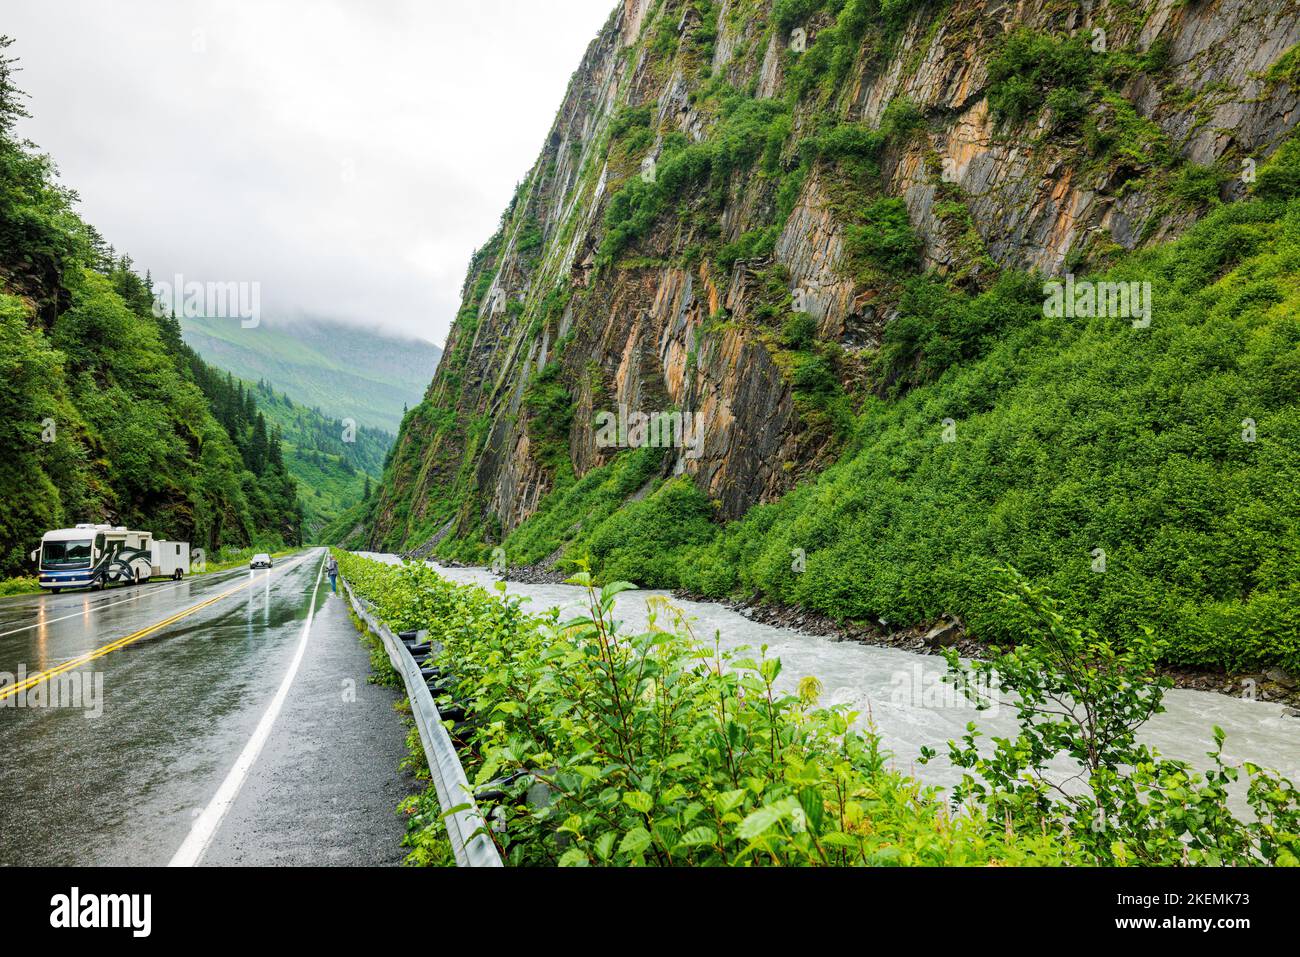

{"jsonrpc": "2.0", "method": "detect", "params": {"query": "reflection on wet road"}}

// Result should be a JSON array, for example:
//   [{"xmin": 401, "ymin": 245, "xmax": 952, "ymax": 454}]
[{"xmin": 0, "ymin": 549, "xmax": 417, "ymax": 866}]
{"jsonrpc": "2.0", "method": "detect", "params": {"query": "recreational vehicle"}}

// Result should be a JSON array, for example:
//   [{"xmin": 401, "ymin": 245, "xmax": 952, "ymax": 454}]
[{"xmin": 31, "ymin": 525, "xmax": 191, "ymax": 593}]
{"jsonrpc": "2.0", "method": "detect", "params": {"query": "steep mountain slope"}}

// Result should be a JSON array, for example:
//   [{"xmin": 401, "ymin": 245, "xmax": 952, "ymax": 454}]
[
  {"xmin": 363, "ymin": 0, "xmax": 1300, "ymax": 672},
  {"xmin": 181, "ymin": 315, "xmax": 441, "ymax": 433}
]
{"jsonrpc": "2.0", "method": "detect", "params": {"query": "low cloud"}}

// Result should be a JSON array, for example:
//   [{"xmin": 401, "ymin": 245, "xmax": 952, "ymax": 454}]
[{"xmin": 5, "ymin": 0, "xmax": 614, "ymax": 345}]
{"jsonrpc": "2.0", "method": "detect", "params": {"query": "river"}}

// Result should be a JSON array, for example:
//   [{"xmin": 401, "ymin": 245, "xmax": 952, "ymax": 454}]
[{"xmin": 361, "ymin": 555, "xmax": 1300, "ymax": 799}]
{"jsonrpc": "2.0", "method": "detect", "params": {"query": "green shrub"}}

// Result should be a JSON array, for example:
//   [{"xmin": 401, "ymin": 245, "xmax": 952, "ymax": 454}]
[
  {"xmin": 339, "ymin": 554, "xmax": 1300, "ymax": 867},
  {"xmin": 718, "ymin": 226, "xmax": 778, "ymax": 269},
  {"xmin": 522, "ymin": 361, "xmax": 574, "ymax": 472},
  {"xmin": 791, "ymin": 352, "xmax": 839, "ymax": 401},
  {"xmin": 879, "ymin": 96, "xmax": 924, "ymax": 139},
  {"xmin": 879, "ymin": 0, "xmax": 923, "ymax": 30},
  {"xmin": 875, "ymin": 271, "xmax": 1041, "ymax": 393},
  {"xmin": 933, "ymin": 571, "xmax": 1300, "ymax": 866},
  {"xmin": 0, "ymin": 576, "xmax": 38, "ymax": 597},
  {"xmin": 608, "ymin": 104, "xmax": 654, "ymax": 141},
  {"xmin": 987, "ymin": 28, "xmax": 1094, "ymax": 123},
  {"xmin": 1044, "ymin": 86, "xmax": 1087, "ymax": 129},
  {"xmin": 844, "ymin": 196, "xmax": 921, "ymax": 274},
  {"xmin": 773, "ymin": 0, "xmax": 826, "ymax": 32},
  {"xmin": 781, "ymin": 311, "xmax": 819, "ymax": 349},
  {"xmin": 1254, "ymin": 133, "xmax": 1300, "ymax": 201},
  {"xmin": 803, "ymin": 122, "xmax": 885, "ymax": 167},
  {"xmin": 1170, "ymin": 162, "xmax": 1224, "ymax": 207},
  {"xmin": 598, "ymin": 177, "xmax": 665, "ymax": 265},
  {"xmin": 338, "ymin": 552, "xmax": 1082, "ymax": 866}
]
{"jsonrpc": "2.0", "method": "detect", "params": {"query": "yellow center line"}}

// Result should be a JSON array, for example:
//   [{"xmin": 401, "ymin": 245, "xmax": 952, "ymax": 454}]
[{"xmin": 0, "ymin": 554, "xmax": 314, "ymax": 703}]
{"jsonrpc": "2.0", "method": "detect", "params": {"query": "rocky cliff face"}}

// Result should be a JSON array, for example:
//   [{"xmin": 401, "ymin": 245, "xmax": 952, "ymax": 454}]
[{"xmin": 365, "ymin": 0, "xmax": 1300, "ymax": 554}]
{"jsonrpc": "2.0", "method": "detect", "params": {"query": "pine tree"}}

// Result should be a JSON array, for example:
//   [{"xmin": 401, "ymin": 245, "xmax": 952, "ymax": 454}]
[
  {"xmin": 268, "ymin": 425, "xmax": 284, "ymax": 469},
  {"xmin": 249, "ymin": 412, "xmax": 268, "ymax": 475}
]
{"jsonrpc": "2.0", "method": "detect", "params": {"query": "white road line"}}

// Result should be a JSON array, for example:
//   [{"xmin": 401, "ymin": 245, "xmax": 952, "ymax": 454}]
[{"xmin": 168, "ymin": 555, "xmax": 326, "ymax": 868}]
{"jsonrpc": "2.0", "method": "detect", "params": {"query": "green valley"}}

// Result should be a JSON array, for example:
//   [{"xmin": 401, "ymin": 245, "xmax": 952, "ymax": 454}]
[
  {"xmin": 180, "ymin": 314, "xmax": 440, "ymax": 434},
  {"xmin": 248, "ymin": 379, "xmax": 392, "ymax": 540}
]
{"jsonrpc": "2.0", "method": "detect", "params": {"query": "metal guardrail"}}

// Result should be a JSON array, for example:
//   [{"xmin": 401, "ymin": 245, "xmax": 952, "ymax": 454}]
[{"xmin": 340, "ymin": 575, "xmax": 503, "ymax": 868}]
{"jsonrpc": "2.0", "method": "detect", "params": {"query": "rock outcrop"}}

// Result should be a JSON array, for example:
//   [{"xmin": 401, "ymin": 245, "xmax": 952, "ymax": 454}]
[{"xmin": 365, "ymin": 0, "xmax": 1300, "ymax": 554}]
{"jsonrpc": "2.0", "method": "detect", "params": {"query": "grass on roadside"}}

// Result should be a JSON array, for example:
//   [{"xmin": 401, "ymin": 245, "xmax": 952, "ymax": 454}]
[
  {"xmin": 0, "ymin": 577, "xmax": 40, "ymax": 598},
  {"xmin": 339, "ymin": 550, "xmax": 1300, "ymax": 867},
  {"xmin": 338, "ymin": 560, "xmax": 456, "ymax": 867}
]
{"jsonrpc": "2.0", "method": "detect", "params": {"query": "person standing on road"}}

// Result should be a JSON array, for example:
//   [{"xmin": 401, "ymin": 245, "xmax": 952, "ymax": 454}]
[{"xmin": 326, "ymin": 554, "xmax": 338, "ymax": 594}]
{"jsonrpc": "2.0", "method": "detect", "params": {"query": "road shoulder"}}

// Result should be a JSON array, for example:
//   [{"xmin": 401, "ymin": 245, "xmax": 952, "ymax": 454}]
[{"xmin": 199, "ymin": 583, "xmax": 418, "ymax": 866}]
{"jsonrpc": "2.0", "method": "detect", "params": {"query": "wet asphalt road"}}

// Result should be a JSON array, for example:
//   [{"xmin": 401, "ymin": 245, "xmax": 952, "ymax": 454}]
[{"xmin": 0, "ymin": 549, "xmax": 418, "ymax": 866}]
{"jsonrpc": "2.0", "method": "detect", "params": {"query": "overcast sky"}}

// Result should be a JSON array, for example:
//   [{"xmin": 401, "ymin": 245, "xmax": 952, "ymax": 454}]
[{"xmin": 5, "ymin": 0, "xmax": 616, "ymax": 345}]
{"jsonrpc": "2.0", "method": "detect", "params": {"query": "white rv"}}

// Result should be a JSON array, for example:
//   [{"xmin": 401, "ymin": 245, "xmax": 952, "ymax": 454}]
[{"xmin": 32, "ymin": 525, "xmax": 191, "ymax": 593}]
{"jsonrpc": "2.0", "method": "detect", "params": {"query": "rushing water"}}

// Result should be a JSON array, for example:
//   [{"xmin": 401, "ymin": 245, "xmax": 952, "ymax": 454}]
[{"xmin": 362, "ymin": 555, "xmax": 1300, "ymax": 798}]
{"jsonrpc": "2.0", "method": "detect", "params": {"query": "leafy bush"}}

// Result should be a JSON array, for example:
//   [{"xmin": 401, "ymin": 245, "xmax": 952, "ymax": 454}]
[
  {"xmin": 781, "ymin": 311, "xmax": 819, "ymax": 349},
  {"xmin": 608, "ymin": 104, "xmax": 655, "ymax": 141},
  {"xmin": 878, "ymin": 95, "xmax": 923, "ymax": 139},
  {"xmin": 802, "ymin": 121, "xmax": 885, "ymax": 170},
  {"xmin": 773, "ymin": 0, "xmax": 826, "ymax": 33},
  {"xmin": 791, "ymin": 352, "xmax": 839, "ymax": 401},
  {"xmin": 875, "ymin": 270, "xmax": 1041, "ymax": 393},
  {"xmin": 1044, "ymin": 86, "xmax": 1087, "ymax": 129},
  {"xmin": 932, "ymin": 572, "xmax": 1300, "ymax": 866},
  {"xmin": 522, "ymin": 361, "xmax": 574, "ymax": 472},
  {"xmin": 0, "ymin": 576, "xmax": 38, "ymax": 597},
  {"xmin": 340, "ymin": 555, "xmax": 1299, "ymax": 866},
  {"xmin": 1170, "ymin": 162, "xmax": 1223, "ymax": 207},
  {"xmin": 987, "ymin": 28, "xmax": 1094, "ymax": 123},
  {"xmin": 598, "ymin": 177, "xmax": 666, "ymax": 266},
  {"xmin": 879, "ymin": 0, "xmax": 923, "ymax": 30},
  {"xmin": 338, "ymin": 552, "xmax": 1080, "ymax": 866},
  {"xmin": 718, "ymin": 225, "xmax": 778, "ymax": 269},
  {"xmin": 843, "ymin": 196, "xmax": 921, "ymax": 274},
  {"xmin": 1254, "ymin": 134, "xmax": 1300, "ymax": 201}
]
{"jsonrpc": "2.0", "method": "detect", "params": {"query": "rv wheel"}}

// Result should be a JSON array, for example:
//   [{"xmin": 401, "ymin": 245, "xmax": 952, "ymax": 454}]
[{"xmin": 50, "ymin": 587, "xmax": 61, "ymax": 594}]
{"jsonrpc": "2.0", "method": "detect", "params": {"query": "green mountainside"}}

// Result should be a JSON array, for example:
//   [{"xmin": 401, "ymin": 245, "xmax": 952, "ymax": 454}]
[
  {"xmin": 357, "ymin": 0, "xmax": 1300, "ymax": 675},
  {"xmin": 0, "ymin": 35, "xmax": 300, "ymax": 574},
  {"xmin": 247, "ymin": 379, "xmax": 390, "ymax": 540},
  {"xmin": 180, "ymin": 314, "xmax": 440, "ymax": 434}
]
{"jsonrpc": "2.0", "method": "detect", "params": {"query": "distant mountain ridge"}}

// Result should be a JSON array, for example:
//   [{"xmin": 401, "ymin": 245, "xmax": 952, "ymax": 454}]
[{"xmin": 181, "ymin": 315, "xmax": 441, "ymax": 432}]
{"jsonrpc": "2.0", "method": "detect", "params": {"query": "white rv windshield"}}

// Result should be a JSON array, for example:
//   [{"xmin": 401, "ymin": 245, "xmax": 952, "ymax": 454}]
[{"xmin": 41, "ymin": 540, "xmax": 92, "ymax": 569}]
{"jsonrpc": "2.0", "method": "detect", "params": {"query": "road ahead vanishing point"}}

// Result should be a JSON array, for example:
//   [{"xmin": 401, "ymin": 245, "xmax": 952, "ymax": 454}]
[{"xmin": 0, "ymin": 550, "xmax": 417, "ymax": 866}]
